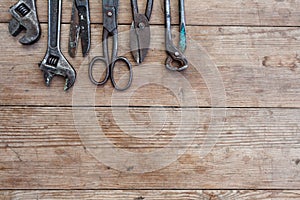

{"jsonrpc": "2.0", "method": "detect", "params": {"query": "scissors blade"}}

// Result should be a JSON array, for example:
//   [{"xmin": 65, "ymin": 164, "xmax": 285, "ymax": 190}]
[
  {"xmin": 130, "ymin": 22, "xmax": 140, "ymax": 63},
  {"xmin": 68, "ymin": 1, "xmax": 80, "ymax": 58},
  {"xmin": 130, "ymin": 14, "xmax": 150, "ymax": 64}
]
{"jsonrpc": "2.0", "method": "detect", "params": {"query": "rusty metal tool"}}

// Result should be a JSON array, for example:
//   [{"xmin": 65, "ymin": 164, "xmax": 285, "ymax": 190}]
[
  {"xmin": 68, "ymin": 0, "xmax": 91, "ymax": 57},
  {"xmin": 130, "ymin": 0, "xmax": 153, "ymax": 64},
  {"xmin": 8, "ymin": 0, "xmax": 41, "ymax": 45},
  {"xmin": 165, "ymin": 0, "xmax": 188, "ymax": 71},
  {"xmin": 89, "ymin": 0, "xmax": 133, "ymax": 91},
  {"xmin": 39, "ymin": 0, "xmax": 76, "ymax": 91}
]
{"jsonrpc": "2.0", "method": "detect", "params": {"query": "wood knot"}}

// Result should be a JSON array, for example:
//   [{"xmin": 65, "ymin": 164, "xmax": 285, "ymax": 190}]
[{"xmin": 262, "ymin": 55, "xmax": 300, "ymax": 71}]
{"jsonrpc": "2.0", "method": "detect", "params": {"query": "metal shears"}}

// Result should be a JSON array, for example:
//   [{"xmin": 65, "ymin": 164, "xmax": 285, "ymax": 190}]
[
  {"xmin": 130, "ymin": 0, "xmax": 153, "ymax": 64},
  {"xmin": 68, "ymin": 0, "xmax": 91, "ymax": 57},
  {"xmin": 165, "ymin": 0, "xmax": 188, "ymax": 71},
  {"xmin": 88, "ymin": 0, "xmax": 133, "ymax": 91}
]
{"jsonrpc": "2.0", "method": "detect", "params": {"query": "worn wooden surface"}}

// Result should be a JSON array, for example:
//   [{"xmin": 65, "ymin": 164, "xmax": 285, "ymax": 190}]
[
  {"xmin": 1, "ymin": 190, "xmax": 300, "ymax": 199},
  {"xmin": 1, "ymin": 0, "xmax": 300, "ymax": 199}
]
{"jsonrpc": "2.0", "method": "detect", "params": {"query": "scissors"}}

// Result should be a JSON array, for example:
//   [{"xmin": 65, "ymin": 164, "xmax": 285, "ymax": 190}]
[
  {"xmin": 89, "ymin": 0, "xmax": 133, "ymax": 91},
  {"xmin": 130, "ymin": 0, "xmax": 153, "ymax": 64},
  {"xmin": 165, "ymin": 0, "xmax": 188, "ymax": 71},
  {"xmin": 68, "ymin": 0, "xmax": 91, "ymax": 57}
]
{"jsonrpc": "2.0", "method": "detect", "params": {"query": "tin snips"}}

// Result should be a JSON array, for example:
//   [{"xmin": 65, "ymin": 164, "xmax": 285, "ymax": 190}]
[
  {"xmin": 68, "ymin": 0, "xmax": 91, "ymax": 57},
  {"xmin": 130, "ymin": 0, "xmax": 153, "ymax": 64}
]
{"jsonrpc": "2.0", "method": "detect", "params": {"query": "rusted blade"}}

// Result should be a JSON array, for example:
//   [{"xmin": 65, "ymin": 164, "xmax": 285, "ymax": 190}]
[{"xmin": 68, "ymin": 1, "xmax": 79, "ymax": 58}]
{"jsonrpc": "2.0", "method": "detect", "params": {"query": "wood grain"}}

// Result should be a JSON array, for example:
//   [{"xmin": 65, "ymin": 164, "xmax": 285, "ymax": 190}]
[
  {"xmin": 1, "ymin": 190, "xmax": 300, "ymax": 200},
  {"xmin": 2, "ymin": 24, "xmax": 300, "ymax": 107},
  {"xmin": 2, "ymin": 0, "xmax": 300, "ymax": 26},
  {"xmin": 0, "ymin": 107, "xmax": 299, "ymax": 189},
  {"xmin": 2, "ymin": 0, "xmax": 300, "ymax": 196}
]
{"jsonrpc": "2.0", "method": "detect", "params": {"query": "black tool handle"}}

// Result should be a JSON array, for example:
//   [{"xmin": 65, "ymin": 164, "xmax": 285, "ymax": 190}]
[
  {"xmin": 131, "ymin": 0, "xmax": 139, "ymax": 17},
  {"xmin": 145, "ymin": 0, "xmax": 153, "ymax": 20},
  {"xmin": 48, "ymin": 0, "xmax": 61, "ymax": 49}
]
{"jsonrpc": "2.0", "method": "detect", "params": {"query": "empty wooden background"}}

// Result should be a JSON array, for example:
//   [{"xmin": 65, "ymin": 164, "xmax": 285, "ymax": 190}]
[{"xmin": 1, "ymin": 0, "xmax": 300, "ymax": 199}]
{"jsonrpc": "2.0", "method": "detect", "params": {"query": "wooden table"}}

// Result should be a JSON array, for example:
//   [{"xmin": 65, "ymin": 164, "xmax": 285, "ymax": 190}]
[{"xmin": 1, "ymin": 0, "xmax": 300, "ymax": 199}]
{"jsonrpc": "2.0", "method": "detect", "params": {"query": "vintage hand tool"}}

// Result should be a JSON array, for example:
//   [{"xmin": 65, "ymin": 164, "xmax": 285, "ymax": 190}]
[
  {"xmin": 165, "ymin": 0, "xmax": 188, "ymax": 71},
  {"xmin": 68, "ymin": 0, "xmax": 91, "ymax": 57},
  {"xmin": 130, "ymin": 0, "xmax": 153, "ymax": 64},
  {"xmin": 39, "ymin": 0, "xmax": 76, "ymax": 91},
  {"xmin": 89, "ymin": 0, "xmax": 133, "ymax": 91},
  {"xmin": 8, "ymin": 0, "xmax": 41, "ymax": 45}
]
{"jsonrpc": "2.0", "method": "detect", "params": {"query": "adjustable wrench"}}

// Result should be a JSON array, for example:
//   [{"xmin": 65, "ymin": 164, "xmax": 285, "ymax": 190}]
[
  {"xmin": 9, "ymin": 0, "xmax": 41, "ymax": 45},
  {"xmin": 39, "ymin": 0, "xmax": 76, "ymax": 90}
]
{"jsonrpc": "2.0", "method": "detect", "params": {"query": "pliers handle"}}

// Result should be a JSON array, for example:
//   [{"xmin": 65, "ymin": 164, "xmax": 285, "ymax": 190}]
[{"xmin": 131, "ymin": 0, "xmax": 153, "ymax": 21}]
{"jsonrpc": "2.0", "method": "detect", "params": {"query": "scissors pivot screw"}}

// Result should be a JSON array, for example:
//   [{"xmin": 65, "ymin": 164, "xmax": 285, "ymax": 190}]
[{"xmin": 107, "ymin": 11, "xmax": 113, "ymax": 17}]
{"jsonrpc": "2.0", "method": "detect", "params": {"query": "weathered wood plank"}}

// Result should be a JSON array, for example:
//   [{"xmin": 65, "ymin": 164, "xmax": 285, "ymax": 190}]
[
  {"xmin": 2, "ymin": 0, "xmax": 299, "ymax": 195},
  {"xmin": 2, "ymin": 0, "xmax": 300, "ymax": 26},
  {"xmin": 0, "ymin": 107, "xmax": 299, "ymax": 189},
  {"xmin": 2, "ymin": 24, "xmax": 300, "ymax": 107},
  {"xmin": 1, "ymin": 190, "xmax": 300, "ymax": 200}
]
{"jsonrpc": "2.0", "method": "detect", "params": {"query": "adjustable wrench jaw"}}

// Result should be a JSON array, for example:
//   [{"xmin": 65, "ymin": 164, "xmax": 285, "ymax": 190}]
[
  {"xmin": 39, "ymin": 48, "xmax": 76, "ymax": 91},
  {"xmin": 39, "ymin": 0, "xmax": 76, "ymax": 91},
  {"xmin": 9, "ymin": 0, "xmax": 41, "ymax": 45}
]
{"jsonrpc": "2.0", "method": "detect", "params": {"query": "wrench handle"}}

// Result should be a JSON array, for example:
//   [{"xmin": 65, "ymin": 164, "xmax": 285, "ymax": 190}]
[{"xmin": 48, "ymin": 0, "xmax": 61, "ymax": 49}]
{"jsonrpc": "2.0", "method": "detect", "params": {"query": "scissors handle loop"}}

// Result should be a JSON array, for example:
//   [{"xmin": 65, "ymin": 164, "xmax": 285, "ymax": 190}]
[
  {"xmin": 111, "ymin": 57, "xmax": 133, "ymax": 91},
  {"xmin": 88, "ymin": 56, "xmax": 110, "ymax": 86}
]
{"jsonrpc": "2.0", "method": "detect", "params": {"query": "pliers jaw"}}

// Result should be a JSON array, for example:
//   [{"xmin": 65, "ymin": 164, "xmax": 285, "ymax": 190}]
[
  {"xmin": 68, "ymin": 0, "xmax": 91, "ymax": 57},
  {"xmin": 165, "ymin": 43, "xmax": 188, "ymax": 71},
  {"xmin": 8, "ymin": 0, "xmax": 41, "ymax": 45}
]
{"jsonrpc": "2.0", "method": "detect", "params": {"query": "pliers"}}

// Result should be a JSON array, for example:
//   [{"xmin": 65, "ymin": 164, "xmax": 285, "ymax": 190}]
[
  {"xmin": 165, "ymin": 0, "xmax": 188, "ymax": 71},
  {"xmin": 68, "ymin": 0, "xmax": 91, "ymax": 57},
  {"xmin": 130, "ymin": 0, "xmax": 153, "ymax": 64}
]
